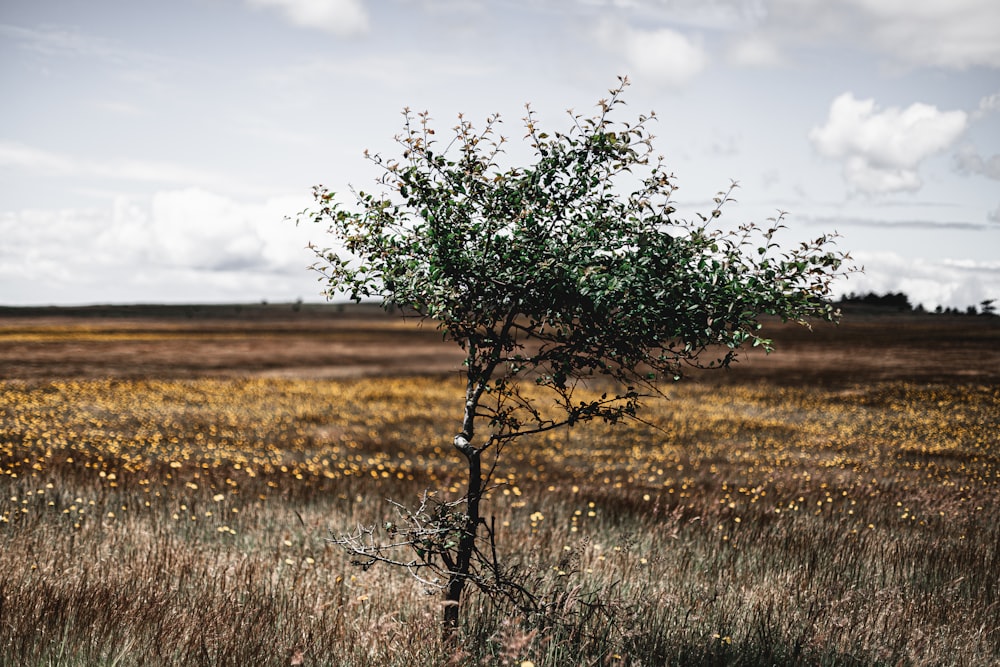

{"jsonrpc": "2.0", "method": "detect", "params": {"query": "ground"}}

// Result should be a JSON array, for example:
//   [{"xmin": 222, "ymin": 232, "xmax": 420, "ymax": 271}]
[
  {"xmin": 1, "ymin": 303, "xmax": 998, "ymax": 665},
  {"xmin": 2, "ymin": 302, "xmax": 997, "ymax": 385}
]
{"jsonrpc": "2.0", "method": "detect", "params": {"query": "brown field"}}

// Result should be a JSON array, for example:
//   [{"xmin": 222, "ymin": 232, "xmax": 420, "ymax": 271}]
[
  {"xmin": 1, "ymin": 305, "xmax": 998, "ymax": 665},
  {"xmin": 3, "ymin": 303, "xmax": 998, "ymax": 385}
]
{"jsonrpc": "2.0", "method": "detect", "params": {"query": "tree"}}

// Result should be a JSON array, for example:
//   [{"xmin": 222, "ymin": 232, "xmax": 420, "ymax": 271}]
[{"xmin": 303, "ymin": 78, "xmax": 854, "ymax": 636}]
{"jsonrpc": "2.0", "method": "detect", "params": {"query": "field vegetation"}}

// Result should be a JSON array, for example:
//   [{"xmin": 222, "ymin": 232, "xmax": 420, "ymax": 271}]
[{"xmin": 1, "ymin": 310, "xmax": 998, "ymax": 665}]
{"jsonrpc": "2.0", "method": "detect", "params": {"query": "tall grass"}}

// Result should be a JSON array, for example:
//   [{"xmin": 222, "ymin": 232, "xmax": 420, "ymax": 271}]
[{"xmin": 1, "ymin": 376, "xmax": 997, "ymax": 665}]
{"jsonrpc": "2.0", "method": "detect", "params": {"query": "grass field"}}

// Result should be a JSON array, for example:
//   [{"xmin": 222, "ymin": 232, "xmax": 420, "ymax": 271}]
[{"xmin": 1, "ymin": 309, "xmax": 998, "ymax": 665}]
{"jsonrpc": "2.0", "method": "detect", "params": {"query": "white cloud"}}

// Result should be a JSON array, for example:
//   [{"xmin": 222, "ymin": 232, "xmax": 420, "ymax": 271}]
[
  {"xmin": 245, "ymin": 0, "xmax": 369, "ymax": 36},
  {"xmin": 989, "ymin": 204, "xmax": 1000, "ymax": 224},
  {"xmin": 975, "ymin": 92, "xmax": 1000, "ymax": 118},
  {"xmin": 726, "ymin": 35, "xmax": 783, "ymax": 67},
  {"xmin": 0, "ymin": 142, "xmax": 76, "ymax": 173},
  {"xmin": 732, "ymin": 0, "xmax": 1000, "ymax": 69},
  {"xmin": 590, "ymin": 0, "xmax": 1000, "ymax": 83},
  {"xmin": 148, "ymin": 190, "xmax": 264, "ymax": 270},
  {"xmin": 657, "ymin": 0, "xmax": 1000, "ymax": 70},
  {"xmin": 839, "ymin": 157, "xmax": 922, "ymax": 195},
  {"xmin": 847, "ymin": 0, "xmax": 1000, "ymax": 69},
  {"xmin": 809, "ymin": 93, "xmax": 968, "ymax": 195},
  {"xmin": 0, "ymin": 190, "xmax": 320, "ymax": 305},
  {"xmin": 598, "ymin": 20, "xmax": 709, "ymax": 86},
  {"xmin": 954, "ymin": 145, "xmax": 1000, "ymax": 181}
]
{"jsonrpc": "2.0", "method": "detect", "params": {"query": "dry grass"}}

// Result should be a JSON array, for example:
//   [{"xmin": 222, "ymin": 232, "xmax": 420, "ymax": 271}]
[{"xmin": 2, "ymin": 368, "xmax": 998, "ymax": 665}]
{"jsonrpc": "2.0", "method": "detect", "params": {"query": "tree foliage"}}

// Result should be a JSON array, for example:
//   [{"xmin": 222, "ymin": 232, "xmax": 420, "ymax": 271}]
[{"xmin": 304, "ymin": 78, "xmax": 854, "ymax": 633}]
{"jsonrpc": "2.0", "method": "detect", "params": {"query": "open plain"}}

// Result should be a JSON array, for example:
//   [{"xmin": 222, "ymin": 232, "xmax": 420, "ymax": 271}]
[{"xmin": 1, "ymin": 304, "xmax": 998, "ymax": 665}]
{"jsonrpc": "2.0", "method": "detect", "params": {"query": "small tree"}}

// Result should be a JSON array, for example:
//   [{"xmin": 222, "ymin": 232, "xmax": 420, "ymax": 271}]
[{"xmin": 304, "ymin": 78, "xmax": 853, "ymax": 635}]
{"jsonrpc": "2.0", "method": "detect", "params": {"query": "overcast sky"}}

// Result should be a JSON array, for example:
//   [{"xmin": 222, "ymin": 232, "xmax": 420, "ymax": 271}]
[{"xmin": 2, "ymin": 0, "xmax": 998, "ymax": 309}]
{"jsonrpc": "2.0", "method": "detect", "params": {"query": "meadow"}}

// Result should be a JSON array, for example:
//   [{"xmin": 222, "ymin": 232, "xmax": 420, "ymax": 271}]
[{"xmin": 1, "ymin": 308, "xmax": 998, "ymax": 665}]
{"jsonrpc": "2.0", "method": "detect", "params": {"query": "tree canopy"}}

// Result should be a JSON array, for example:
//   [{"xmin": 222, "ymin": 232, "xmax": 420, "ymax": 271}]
[{"xmin": 308, "ymin": 81, "xmax": 850, "ymax": 432}]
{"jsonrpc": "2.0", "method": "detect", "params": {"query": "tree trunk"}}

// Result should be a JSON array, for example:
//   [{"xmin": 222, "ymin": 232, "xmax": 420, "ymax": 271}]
[{"xmin": 442, "ymin": 443, "xmax": 482, "ymax": 639}]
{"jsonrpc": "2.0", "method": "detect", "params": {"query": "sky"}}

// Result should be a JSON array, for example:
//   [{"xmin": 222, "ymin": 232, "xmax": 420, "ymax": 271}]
[{"xmin": 1, "ymin": 0, "xmax": 998, "ymax": 310}]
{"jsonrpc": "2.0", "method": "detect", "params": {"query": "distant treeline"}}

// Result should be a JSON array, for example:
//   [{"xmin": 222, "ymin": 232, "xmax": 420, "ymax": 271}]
[
  {"xmin": 0, "ymin": 301, "xmax": 394, "ymax": 320},
  {"xmin": 838, "ymin": 292, "xmax": 997, "ymax": 316}
]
